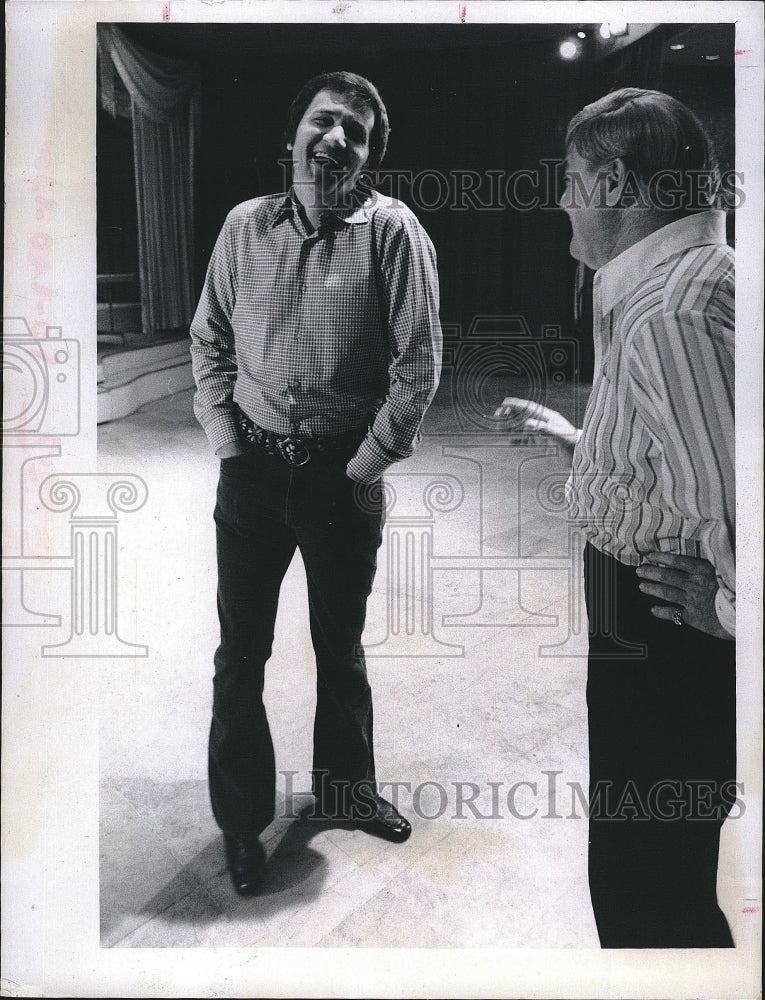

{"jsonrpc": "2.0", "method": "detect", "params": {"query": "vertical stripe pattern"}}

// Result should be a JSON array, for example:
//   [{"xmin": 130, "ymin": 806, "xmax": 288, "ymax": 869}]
[{"xmin": 567, "ymin": 212, "xmax": 735, "ymax": 633}]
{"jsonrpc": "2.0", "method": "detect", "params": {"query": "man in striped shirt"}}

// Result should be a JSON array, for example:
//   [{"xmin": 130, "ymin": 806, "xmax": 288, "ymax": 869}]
[
  {"xmin": 504, "ymin": 89, "xmax": 737, "ymax": 947},
  {"xmin": 559, "ymin": 89, "xmax": 737, "ymax": 948},
  {"xmin": 190, "ymin": 72, "xmax": 441, "ymax": 894}
]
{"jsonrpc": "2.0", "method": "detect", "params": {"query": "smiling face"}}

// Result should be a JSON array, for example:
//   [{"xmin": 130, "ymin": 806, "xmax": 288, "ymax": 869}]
[{"xmin": 290, "ymin": 89, "xmax": 375, "ymax": 219}]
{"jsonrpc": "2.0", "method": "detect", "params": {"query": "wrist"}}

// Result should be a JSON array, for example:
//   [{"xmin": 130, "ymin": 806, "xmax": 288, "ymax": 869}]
[{"xmin": 216, "ymin": 442, "xmax": 247, "ymax": 459}]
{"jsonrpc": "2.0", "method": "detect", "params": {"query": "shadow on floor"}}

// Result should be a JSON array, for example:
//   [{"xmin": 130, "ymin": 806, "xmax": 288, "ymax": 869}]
[{"xmin": 129, "ymin": 806, "xmax": 376, "ymax": 930}]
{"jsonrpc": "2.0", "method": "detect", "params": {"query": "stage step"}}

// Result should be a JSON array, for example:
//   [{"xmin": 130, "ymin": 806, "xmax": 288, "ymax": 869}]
[{"xmin": 97, "ymin": 338, "xmax": 194, "ymax": 423}]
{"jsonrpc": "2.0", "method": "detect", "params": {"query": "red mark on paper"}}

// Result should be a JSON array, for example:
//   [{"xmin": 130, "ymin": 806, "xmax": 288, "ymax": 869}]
[
  {"xmin": 742, "ymin": 906, "xmax": 760, "ymax": 913},
  {"xmin": 162, "ymin": 3, "xmax": 170, "ymax": 21},
  {"xmin": 735, "ymin": 49, "xmax": 750, "ymax": 56},
  {"xmin": 460, "ymin": 4, "xmax": 467, "ymax": 23}
]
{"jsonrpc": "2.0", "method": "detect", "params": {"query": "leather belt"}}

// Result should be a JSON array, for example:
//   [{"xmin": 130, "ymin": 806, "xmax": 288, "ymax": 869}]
[{"xmin": 236, "ymin": 409, "xmax": 366, "ymax": 467}]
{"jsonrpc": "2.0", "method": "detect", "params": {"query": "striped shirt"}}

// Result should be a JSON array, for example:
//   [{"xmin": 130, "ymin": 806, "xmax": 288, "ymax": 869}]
[
  {"xmin": 190, "ymin": 189, "xmax": 442, "ymax": 483},
  {"xmin": 566, "ymin": 211, "xmax": 735, "ymax": 635}
]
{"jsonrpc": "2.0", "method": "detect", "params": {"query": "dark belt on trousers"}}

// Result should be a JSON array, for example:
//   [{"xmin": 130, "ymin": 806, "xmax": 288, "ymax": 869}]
[{"xmin": 235, "ymin": 409, "xmax": 366, "ymax": 466}]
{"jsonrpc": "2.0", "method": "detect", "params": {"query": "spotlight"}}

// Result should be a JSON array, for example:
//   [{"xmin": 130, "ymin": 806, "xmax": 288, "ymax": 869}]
[
  {"xmin": 559, "ymin": 39, "xmax": 580, "ymax": 60},
  {"xmin": 598, "ymin": 23, "xmax": 611, "ymax": 39},
  {"xmin": 608, "ymin": 22, "xmax": 628, "ymax": 37},
  {"xmin": 577, "ymin": 30, "xmax": 586, "ymax": 39},
  {"xmin": 703, "ymin": 54, "xmax": 720, "ymax": 61},
  {"xmin": 669, "ymin": 43, "xmax": 686, "ymax": 51}
]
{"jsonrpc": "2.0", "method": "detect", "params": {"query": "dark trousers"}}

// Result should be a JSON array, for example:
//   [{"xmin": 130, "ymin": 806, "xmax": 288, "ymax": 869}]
[
  {"xmin": 209, "ymin": 443, "xmax": 384, "ymax": 837},
  {"xmin": 584, "ymin": 542, "xmax": 736, "ymax": 948}
]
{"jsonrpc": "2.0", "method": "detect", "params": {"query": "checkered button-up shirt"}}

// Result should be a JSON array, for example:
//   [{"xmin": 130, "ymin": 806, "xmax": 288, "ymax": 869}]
[{"xmin": 190, "ymin": 189, "xmax": 442, "ymax": 482}]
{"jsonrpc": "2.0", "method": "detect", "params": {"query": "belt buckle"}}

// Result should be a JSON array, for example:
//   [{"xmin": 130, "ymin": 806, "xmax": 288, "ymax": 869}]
[{"xmin": 278, "ymin": 436, "xmax": 311, "ymax": 466}]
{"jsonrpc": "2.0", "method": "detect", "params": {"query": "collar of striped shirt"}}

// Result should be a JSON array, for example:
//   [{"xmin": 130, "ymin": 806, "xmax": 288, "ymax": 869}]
[
  {"xmin": 270, "ymin": 186, "xmax": 374, "ymax": 229},
  {"xmin": 596, "ymin": 210, "xmax": 728, "ymax": 316}
]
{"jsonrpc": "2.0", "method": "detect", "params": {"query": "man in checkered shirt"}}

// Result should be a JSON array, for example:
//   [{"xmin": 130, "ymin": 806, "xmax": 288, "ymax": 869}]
[{"xmin": 190, "ymin": 71, "xmax": 442, "ymax": 894}]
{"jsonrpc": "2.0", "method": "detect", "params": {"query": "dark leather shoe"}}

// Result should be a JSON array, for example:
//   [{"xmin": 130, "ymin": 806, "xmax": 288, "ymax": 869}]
[
  {"xmin": 355, "ymin": 795, "xmax": 412, "ymax": 843},
  {"xmin": 223, "ymin": 834, "xmax": 266, "ymax": 895}
]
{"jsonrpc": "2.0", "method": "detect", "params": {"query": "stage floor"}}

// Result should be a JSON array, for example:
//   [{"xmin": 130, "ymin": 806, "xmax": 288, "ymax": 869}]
[{"xmin": 96, "ymin": 378, "xmax": 742, "ymax": 949}]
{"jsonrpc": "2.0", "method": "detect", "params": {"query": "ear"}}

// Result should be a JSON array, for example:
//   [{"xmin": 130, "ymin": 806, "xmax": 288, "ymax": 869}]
[
  {"xmin": 606, "ymin": 157, "xmax": 647, "ymax": 209},
  {"xmin": 604, "ymin": 158, "xmax": 626, "ymax": 204}
]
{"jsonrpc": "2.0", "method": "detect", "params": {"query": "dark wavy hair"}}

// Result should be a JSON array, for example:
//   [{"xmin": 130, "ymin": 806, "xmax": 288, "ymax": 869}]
[
  {"xmin": 566, "ymin": 88, "xmax": 721, "ymax": 212},
  {"xmin": 284, "ymin": 71, "xmax": 390, "ymax": 170}
]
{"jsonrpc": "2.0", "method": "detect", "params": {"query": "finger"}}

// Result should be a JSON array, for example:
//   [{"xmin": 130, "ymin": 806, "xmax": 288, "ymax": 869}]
[
  {"xmin": 649, "ymin": 604, "xmax": 684, "ymax": 623},
  {"xmin": 501, "ymin": 397, "xmax": 544, "ymax": 417},
  {"xmin": 638, "ymin": 581, "xmax": 685, "ymax": 604},
  {"xmin": 643, "ymin": 551, "xmax": 714, "ymax": 573},
  {"xmin": 635, "ymin": 564, "xmax": 689, "ymax": 588},
  {"xmin": 523, "ymin": 418, "xmax": 546, "ymax": 432}
]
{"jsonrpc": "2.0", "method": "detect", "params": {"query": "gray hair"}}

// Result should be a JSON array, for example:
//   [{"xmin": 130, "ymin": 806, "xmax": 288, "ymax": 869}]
[{"xmin": 565, "ymin": 88, "xmax": 721, "ymax": 212}]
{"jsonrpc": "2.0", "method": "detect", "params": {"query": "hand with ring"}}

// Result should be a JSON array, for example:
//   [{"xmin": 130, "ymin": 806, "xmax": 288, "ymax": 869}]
[{"xmin": 635, "ymin": 551, "xmax": 733, "ymax": 640}]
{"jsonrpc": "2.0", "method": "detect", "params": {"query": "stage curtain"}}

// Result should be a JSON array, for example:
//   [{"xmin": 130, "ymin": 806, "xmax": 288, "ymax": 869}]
[
  {"xmin": 597, "ymin": 25, "xmax": 668, "ymax": 92},
  {"xmin": 97, "ymin": 24, "xmax": 200, "ymax": 336}
]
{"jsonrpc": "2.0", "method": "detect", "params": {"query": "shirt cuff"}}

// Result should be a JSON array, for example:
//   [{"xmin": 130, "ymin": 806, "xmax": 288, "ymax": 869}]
[
  {"xmin": 346, "ymin": 435, "xmax": 398, "ymax": 483},
  {"xmin": 714, "ymin": 587, "xmax": 736, "ymax": 638},
  {"xmin": 202, "ymin": 411, "xmax": 241, "ymax": 455}
]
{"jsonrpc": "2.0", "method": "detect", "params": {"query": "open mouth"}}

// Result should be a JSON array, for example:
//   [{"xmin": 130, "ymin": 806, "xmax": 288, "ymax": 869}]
[{"xmin": 311, "ymin": 150, "xmax": 345, "ymax": 170}]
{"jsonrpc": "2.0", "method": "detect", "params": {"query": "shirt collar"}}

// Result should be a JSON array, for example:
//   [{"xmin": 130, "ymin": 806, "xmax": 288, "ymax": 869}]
[
  {"xmin": 270, "ymin": 193, "xmax": 295, "ymax": 228},
  {"xmin": 595, "ymin": 210, "xmax": 728, "ymax": 316},
  {"xmin": 270, "ymin": 187, "xmax": 372, "ymax": 230}
]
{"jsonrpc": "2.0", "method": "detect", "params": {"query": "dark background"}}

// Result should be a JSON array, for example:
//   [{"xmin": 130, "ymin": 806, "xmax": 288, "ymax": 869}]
[{"xmin": 97, "ymin": 22, "xmax": 734, "ymax": 381}]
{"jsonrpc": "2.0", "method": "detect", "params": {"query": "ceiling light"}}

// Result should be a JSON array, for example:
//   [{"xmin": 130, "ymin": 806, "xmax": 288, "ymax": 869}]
[
  {"xmin": 598, "ymin": 23, "xmax": 611, "ymax": 39},
  {"xmin": 560, "ymin": 39, "xmax": 579, "ymax": 60},
  {"xmin": 577, "ymin": 31, "xmax": 586, "ymax": 39},
  {"xmin": 608, "ymin": 22, "xmax": 628, "ymax": 37},
  {"xmin": 669, "ymin": 43, "xmax": 685, "ymax": 51},
  {"xmin": 703, "ymin": 54, "xmax": 721, "ymax": 61}
]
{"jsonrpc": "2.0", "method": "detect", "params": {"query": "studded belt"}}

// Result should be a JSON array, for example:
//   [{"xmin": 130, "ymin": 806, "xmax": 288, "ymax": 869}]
[{"xmin": 235, "ymin": 409, "xmax": 366, "ymax": 467}]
